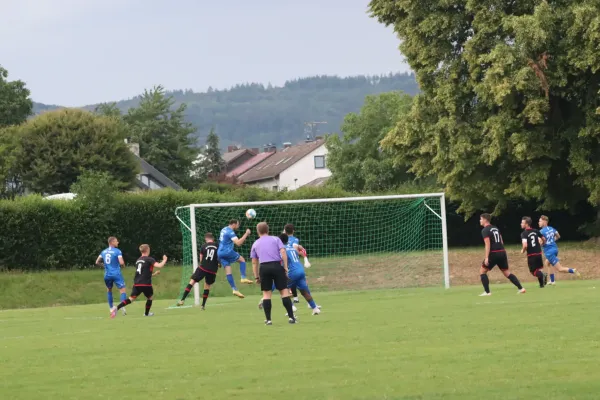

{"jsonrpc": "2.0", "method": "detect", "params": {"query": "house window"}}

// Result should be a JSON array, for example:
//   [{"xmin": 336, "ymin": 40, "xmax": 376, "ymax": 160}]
[
  {"xmin": 272, "ymin": 185, "xmax": 278, "ymax": 191},
  {"xmin": 149, "ymin": 179, "xmax": 162, "ymax": 190},
  {"xmin": 314, "ymin": 155, "xmax": 326, "ymax": 169}
]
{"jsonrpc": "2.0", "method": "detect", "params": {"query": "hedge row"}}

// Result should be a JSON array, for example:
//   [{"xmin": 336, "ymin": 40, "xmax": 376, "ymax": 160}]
[{"xmin": 0, "ymin": 185, "xmax": 593, "ymax": 270}]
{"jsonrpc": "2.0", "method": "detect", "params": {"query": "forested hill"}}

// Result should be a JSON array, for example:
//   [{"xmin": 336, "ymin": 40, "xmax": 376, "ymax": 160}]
[{"xmin": 32, "ymin": 73, "xmax": 418, "ymax": 147}]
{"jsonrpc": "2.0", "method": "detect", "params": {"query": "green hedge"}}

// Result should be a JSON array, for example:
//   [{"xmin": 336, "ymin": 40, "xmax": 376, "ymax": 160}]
[{"xmin": 0, "ymin": 184, "xmax": 593, "ymax": 271}]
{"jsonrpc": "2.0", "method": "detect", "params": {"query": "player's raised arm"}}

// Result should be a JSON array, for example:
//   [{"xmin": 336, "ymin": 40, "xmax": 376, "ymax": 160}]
[
  {"xmin": 233, "ymin": 228, "xmax": 251, "ymax": 247},
  {"xmin": 154, "ymin": 255, "xmax": 168, "ymax": 269}
]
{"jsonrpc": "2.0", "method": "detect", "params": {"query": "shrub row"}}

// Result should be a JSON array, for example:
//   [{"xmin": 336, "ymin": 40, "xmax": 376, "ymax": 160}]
[{"xmin": 0, "ymin": 185, "xmax": 593, "ymax": 270}]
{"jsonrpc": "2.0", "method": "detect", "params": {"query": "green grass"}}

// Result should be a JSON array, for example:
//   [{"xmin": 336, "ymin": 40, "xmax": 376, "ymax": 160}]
[{"xmin": 2, "ymin": 281, "xmax": 600, "ymax": 399}]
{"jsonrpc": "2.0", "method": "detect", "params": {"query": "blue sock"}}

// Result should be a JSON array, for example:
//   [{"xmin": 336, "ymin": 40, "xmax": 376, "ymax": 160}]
[
  {"xmin": 120, "ymin": 292, "xmax": 127, "ymax": 303},
  {"xmin": 226, "ymin": 274, "xmax": 237, "ymax": 291},
  {"xmin": 308, "ymin": 299, "xmax": 317, "ymax": 309},
  {"xmin": 240, "ymin": 262, "xmax": 247, "ymax": 279},
  {"xmin": 568, "ymin": 268, "xmax": 574, "ymax": 274},
  {"xmin": 550, "ymin": 274, "xmax": 555, "ymax": 282},
  {"xmin": 107, "ymin": 292, "xmax": 113, "ymax": 308}
]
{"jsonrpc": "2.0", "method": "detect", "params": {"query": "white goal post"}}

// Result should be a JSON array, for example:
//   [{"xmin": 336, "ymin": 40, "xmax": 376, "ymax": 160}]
[{"xmin": 175, "ymin": 193, "xmax": 450, "ymax": 305}]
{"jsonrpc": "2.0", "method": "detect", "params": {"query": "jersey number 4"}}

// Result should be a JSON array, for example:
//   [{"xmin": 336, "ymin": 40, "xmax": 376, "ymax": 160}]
[{"xmin": 136, "ymin": 262, "xmax": 143, "ymax": 274}]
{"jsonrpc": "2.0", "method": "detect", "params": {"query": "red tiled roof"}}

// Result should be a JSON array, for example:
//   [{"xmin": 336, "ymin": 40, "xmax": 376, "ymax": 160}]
[{"xmin": 226, "ymin": 152, "xmax": 275, "ymax": 177}]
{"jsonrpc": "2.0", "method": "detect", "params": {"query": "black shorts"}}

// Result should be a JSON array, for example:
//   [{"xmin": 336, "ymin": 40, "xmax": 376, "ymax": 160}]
[
  {"xmin": 259, "ymin": 261, "xmax": 288, "ymax": 292},
  {"xmin": 527, "ymin": 255, "xmax": 544, "ymax": 273},
  {"xmin": 484, "ymin": 251, "xmax": 509, "ymax": 270},
  {"xmin": 130, "ymin": 285, "xmax": 153, "ymax": 299},
  {"xmin": 191, "ymin": 268, "xmax": 216, "ymax": 285}
]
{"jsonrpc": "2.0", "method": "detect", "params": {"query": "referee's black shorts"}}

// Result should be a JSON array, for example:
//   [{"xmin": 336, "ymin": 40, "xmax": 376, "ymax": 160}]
[{"xmin": 259, "ymin": 261, "xmax": 287, "ymax": 292}]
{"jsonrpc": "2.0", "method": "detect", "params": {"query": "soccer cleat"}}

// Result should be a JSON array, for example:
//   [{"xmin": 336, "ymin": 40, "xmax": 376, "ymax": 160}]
[
  {"xmin": 201, "ymin": 306, "xmax": 205, "ymax": 311},
  {"xmin": 265, "ymin": 320, "xmax": 272, "ymax": 326},
  {"xmin": 240, "ymin": 278, "xmax": 254, "ymax": 284},
  {"xmin": 121, "ymin": 307, "xmax": 127, "ymax": 316},
  {"xmin": 232, "ymin": 290, "xmax": 245, "ymax": 299},
  {"xmin": 288, "ymin": 318, "xmax": 297, "ymax": 324},
  {"xmin": 144, "ymin": 312, "xmax": 154, "ymax": 317},
  {"xmin": 293, "ymin": 297, "xmax": 300, "ymax": 304},
  {"xmin": 307, "ymin": 303, "xmax": 322, "ymax": 309},
  {"xmin": 110, "ymin": 306, "xmax": 117, "ymax": 318},
  {"xmin": 479, "ymin": 292, "xmax": 491, "ymax": 297},
  {"xmin": 312, "ymin": 307, "xmax": 321, "ymax": 315},
  {"xmin": 292, "ymin": 305, "xmax": 298, "ymax": 312},
  {"xmin": 547, "ymin": 281, "xmax": 556, "ymax": 286},
  {"xmin": 176, "ymin": 300, "xmax": 185, "ymax": 307},
  {"xmin": 518, "ymin": 288, "xmax": 527, "ymax": 294}
]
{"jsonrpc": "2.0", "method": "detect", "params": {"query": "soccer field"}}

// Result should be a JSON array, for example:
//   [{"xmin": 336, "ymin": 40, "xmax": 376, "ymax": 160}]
[{"xmin": 2, "ymin": 281, "xmax": 599, "ymax": 399}]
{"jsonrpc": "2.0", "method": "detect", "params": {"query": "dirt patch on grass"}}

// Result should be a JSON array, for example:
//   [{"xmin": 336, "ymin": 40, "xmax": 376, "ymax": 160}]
[{"xmin": 305, "ymin": 247, "xmax": 599, "ymax": 292}]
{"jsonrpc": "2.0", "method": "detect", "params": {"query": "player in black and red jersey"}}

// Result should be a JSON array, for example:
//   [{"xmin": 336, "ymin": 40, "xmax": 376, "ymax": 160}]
[
  {"xmin": 520, "ymin": 216, "xmax": 547, "ymax": 288},
  {"xmin": 111, "ymin": 244, "xmax": 167, "ymax": 318},
  {"xmin": 177, "ymin": 233, "xmax": 220, "ymax": 310},
  {"xmin": 479, "ymin": 213, "xmax": 526, "ymax": 296}
]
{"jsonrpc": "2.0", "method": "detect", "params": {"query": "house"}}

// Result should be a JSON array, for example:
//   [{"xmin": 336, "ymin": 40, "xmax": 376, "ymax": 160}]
[
  {"xmin": 126, "ymin": 141, "xmax": 182, "ymax": 191},
  {"xmin": 237, "ymin": 138, "xmax": 331, "ymax": 191},
  {"xmin": 223, "ymin": 146, "xmax": 259, "ymax": 173}
]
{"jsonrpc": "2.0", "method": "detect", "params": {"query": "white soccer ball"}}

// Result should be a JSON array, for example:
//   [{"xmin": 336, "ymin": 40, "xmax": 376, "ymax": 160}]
[{"xmin": 245, "ymin": 209, "xmax": 256, "ymax": 219}]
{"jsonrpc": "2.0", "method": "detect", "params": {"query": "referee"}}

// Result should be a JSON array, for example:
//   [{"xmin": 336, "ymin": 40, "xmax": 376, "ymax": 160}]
[{"xmin": 251, "ymin": 222, "xmax": 296, "ymax": 325}]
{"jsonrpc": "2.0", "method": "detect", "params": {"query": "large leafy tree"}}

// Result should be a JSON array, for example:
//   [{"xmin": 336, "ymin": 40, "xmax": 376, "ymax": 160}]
[
  {"xmin": 369, "ymin": 0, "xmax": 600, "ymax": 218},
  {"xmin": 0, "ymin": 65, "xmax": 33, "ymax": 127},
  {"xmin": 122, "ymin": 85, "xmax": 199, "ymax": 187},
  {"xmin": 326, "ymin": 92, "xmax": 414, "ymax": 191},
  {"xmin": 16, "ymin": 109, "xmax": 138, "ymax": 194}
]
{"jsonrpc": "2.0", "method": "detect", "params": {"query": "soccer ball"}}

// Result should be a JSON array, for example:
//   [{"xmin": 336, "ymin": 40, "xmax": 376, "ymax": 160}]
[{"xmin": 245, "ymin": 209, "xmax": 256, "ymax": 219}]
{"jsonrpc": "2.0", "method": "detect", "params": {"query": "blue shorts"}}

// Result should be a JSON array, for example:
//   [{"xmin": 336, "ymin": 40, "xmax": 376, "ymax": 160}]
[
  {"xmin": 104, "ymin": 274, "xmax": 126, "ymax": 289},
  {"xmin": 287, "ymin": 270, "xmax": 309, "ymax": 291},
  {"xmin": 218, "ymin": 250, "xmax": 240, "ymax": 267},
  {"xmin": 544, "ymin": 249, "xmax": 560, "ymax": 266}
]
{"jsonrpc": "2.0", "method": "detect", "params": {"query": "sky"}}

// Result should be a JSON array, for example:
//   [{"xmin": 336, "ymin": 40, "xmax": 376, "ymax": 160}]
[{"xmin": 0, "ymin": 0, "xmax": 409, "ymax": 106}]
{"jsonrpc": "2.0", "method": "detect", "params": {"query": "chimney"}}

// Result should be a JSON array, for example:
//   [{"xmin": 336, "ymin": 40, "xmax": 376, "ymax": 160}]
[
  {"xmin": 127, "ymin": 142, "xmax": 140, "ymax": 157},
  {"xmin": 283, "ymin": 142, "xmax": 292, "ymax": 149},
  {"xmin": 227, "ymin": 145, "xmax": 237, "ymax": 153},
  {"xmin": 305, "ymin": 135, "xmax": 313, "ymax": 143},
  {"xmin": 251, "ymin": 147, "xmax": 259, "ymax": 154},
  {"xmin": 268, "ymin": 144, "xmax": 277, "ymax": 153}
]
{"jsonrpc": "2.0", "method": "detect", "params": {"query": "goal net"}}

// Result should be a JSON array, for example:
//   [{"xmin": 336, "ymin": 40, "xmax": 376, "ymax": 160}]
[{"xmin": 175, "ymin": 194, "xmax": 449, "ymax": 305}]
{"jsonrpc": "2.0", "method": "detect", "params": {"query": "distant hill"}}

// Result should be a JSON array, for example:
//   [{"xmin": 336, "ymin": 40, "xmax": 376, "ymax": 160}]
[{"xmin": 32, "ymin": 73, "xmax": 418, "ymax": 147}]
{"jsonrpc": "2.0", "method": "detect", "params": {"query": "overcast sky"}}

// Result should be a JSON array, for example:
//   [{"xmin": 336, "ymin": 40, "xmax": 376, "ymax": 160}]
[{"xmin": 1, "ymin": 0, "xmax": 409, "ymax": 106}]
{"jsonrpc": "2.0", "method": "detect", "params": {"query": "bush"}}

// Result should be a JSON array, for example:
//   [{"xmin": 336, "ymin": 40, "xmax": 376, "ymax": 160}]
[{"xmin": 0, "ymin": 186, "xmax": 593, "ymax": 271}]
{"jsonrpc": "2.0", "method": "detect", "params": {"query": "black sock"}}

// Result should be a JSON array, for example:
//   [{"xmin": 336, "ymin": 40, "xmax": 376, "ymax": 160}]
[
  {"xmin": 201, "ymin": 289, "xmax": 209, "ymax": 307},
  {"xmin": 117, "ymin": 298, "xmax": 131, "ymax": 309},
  {"xmin": 145, "ymin": 300, "xmax": 152, "ymax": 315},
  {"xmin": 282, "ymin": 296, "xmax": 295, "ymax": 320},
  {"xmin": 181, "ymin": 284, "xmax": 194, "ymax": 300},
  {"xmin": 535, "ymin": 270, "xmax": 544, "ymax": 287},
  {"xmin": 291, "ymin": 286, "xmax": 298, "ymax": 298},
  {"xmin": 507, "ymin": 274, "xmax": 523, "ymax": 290},
  {"xmin": 480, "ymin": 274, "xmax": 490, "ymax": 293},
  {"xmin": 263, "ymin": 299, "xmax": 272, "ymax": 321}
]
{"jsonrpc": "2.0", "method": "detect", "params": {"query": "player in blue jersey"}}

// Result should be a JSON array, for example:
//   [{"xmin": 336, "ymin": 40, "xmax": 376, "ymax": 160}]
[
  {"xmin": 95, "ymin": 237, "xmax": 128, "ymax": 316},
  {"xmin": 539, "ymin": 215, "xmax": 580, "ymax": 285},
  {"xmin": 218, "ymin": 219, "xmax": 252, "ymax": 298},
  {"xmin": 283, "ymin": 224, "xmax": 317, "ymax": 308},
  {"xmin": 279, "ymin": 232, "xmax": 320, "ymax": 315}
]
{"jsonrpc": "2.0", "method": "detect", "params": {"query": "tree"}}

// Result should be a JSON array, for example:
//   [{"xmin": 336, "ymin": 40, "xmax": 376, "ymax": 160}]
[
  {"xmin": 203, "ymin": 128, "xmax": 225, "ymax": 178},
  {"xmin": 123, "ymin": 85, "xmax": 199, "ymax": 187},
  {"xmin": 0, "ymin": 65, "xmax": 33, "ymax": 127},
  {"xmin": 369, "ymin": 0, "xmax": 600, "ymax": 219},
  {"xmin": 94, "ymin": 102, "xmax": 122, "ymax": 118},
  {"xmin": 0, "ymin": 126, "xmax": 23, "ymax": 199},
  {"xmin": 326, "ymin": 92, "xmax": 414, "ymax": 192},
  {"xmin": 16, "ymin": 109, "xmax": 138, "ymax": 194}
]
